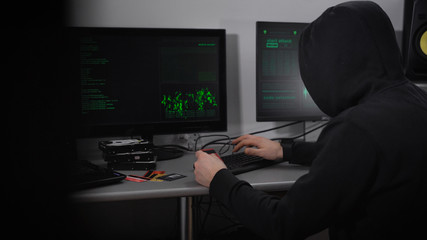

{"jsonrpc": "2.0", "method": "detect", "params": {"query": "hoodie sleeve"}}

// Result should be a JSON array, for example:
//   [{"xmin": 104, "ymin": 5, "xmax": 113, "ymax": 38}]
[
  {"xmin": 209, "ymin": 121, "xmax": 378, "ymax": 239},
  {"xmin": 282, "ymin": 141, "xmax": 321, "ymax": 166}
]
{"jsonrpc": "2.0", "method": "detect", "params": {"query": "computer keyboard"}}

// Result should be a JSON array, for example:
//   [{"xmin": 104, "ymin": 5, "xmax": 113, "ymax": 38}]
[{"xmin": 220, "ymin": 152, "xmax": 282, "ymax": 175}]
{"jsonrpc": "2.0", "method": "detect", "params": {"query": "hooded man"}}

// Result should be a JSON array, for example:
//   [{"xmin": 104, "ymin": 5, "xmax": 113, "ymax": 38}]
[{"xmin": 194, "ymin": 1, "xmax": 427, "ymax": 239}]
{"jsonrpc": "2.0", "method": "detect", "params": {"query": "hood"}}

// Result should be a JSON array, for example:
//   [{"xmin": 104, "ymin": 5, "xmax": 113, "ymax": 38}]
[{"xmin": 299, "ymin": 1, "xmax": 405, "ymax": 117}]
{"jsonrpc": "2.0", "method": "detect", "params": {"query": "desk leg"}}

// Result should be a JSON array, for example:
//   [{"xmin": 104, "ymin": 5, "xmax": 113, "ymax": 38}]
[{"xmin": 180, "ymin": 197, "xmax": 193, "ymax": 240}]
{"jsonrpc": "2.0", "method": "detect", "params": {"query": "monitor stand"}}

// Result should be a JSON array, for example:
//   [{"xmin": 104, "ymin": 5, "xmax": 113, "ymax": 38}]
[{"xmin": 155, "ymin": 147, "xmax": 185, "ymax": 161}]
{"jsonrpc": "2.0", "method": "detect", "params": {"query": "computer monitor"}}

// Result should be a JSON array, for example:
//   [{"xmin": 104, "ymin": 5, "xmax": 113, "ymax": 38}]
[
  {"xmin": 256, "ymin": 22, "xmax": 327, "ymax": 121},
  {"xmin": 66, "ymin": 27, "xmax": 227, "ymax": 139}
]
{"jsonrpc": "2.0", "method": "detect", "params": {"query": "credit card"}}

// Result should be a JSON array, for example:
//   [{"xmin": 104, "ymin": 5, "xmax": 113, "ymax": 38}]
[{"xmin": 157, "ymin": 173, "xmax": 186, "ymax": 181}]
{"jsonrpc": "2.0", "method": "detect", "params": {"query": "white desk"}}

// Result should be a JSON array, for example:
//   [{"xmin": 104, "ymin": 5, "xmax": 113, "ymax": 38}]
[{"xmin": 70, "ymin": 152, "xmax": 309, "ymax": 239}]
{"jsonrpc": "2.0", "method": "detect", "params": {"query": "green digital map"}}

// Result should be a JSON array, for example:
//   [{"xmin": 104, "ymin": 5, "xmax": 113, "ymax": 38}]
[{"xmin": 161, "ymin": 88, "xmax": 218, "ymax": 119}]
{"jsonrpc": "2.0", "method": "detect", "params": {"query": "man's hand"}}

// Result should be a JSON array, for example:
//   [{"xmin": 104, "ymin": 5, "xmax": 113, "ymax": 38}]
[
  {"xmin": 232, "ymin": 135, "xmax": 283, "ymax": 160},
  {"xmin": 194, "ymin": 151, "xmax": 227, "ymax": 188}
]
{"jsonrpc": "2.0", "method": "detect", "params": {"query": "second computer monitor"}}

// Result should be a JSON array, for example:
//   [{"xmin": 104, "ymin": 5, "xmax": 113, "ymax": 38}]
[{"xmin": 256, "ymin": 22, "xmax": 327, "ymax": 121}]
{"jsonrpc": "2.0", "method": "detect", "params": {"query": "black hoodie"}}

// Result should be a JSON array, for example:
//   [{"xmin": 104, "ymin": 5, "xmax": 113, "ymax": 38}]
[{"xmin": 209, "ymin": 1, "xmax": 427, "ymax": 239}]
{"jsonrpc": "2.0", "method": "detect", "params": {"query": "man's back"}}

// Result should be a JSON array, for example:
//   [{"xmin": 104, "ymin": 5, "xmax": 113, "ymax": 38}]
[
  {"xmin": 324, "ymin": 81, "xmax": 427, "ymax": 239},
  {"xmin": 196, "ymin": 2, "xmax": 427, "ymax": 239}
]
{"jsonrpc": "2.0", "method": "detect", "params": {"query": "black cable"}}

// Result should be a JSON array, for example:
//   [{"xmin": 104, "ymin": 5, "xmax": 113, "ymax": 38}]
[
  {"xmin": 194, "ymin": 196, "xmax": 244, "ymax": 239},
  {"xmin": 289, "ymin": 121, "xmax": 328, "ymax": 140},
  {"xmin": 199, "ymin": 121, "xmax": 303, "ymax": 151},
  {"xmin": 242, "ymin": 120, "xmax": 303, "ymax": 136},
  {"xmin": 209, "ymin": 223, "xmax": 243, "ymax": 238},
  {"xmin": 199, "ymin": 196, "xmax": 213, "ymax": 238},
  {"xmin": 216, "ymin": 200, "xmax": 240, "ymax": 224},
  {"xmin": 271, "ymin": 121, "xmax": 329, "ymax": 141},
  {"xmin": 195, "ymin": 134, "xmax": 231, "ymax": 151},
  {"xmin": 200, "ymin": 138, "xmax": 232, "ymax": 153},
  {"xmin": 193, "ymin": 121, "xmax": 327, "ymax": 151},
  {"xmin": 154, "ymin": 144, "xmax": 191, "ymax": 152},
  {"xmin": 151, "ymin": 121, "xmax": 315, "ymax": 155}
]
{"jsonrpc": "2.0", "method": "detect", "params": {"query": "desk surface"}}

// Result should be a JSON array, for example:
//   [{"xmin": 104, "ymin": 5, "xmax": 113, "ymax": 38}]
[{"xmin": 70, "ymin": 152, "xmax": 309, "ymax": 203}]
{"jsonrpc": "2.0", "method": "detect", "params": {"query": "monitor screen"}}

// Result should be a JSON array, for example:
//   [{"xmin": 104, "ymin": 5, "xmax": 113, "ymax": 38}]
[
  {"xmin": 256, "ymin": 22, "xmax": 327, "ymax": 121},
  {"xmin": 66, "ymin": 27, "xmax": 227, "ymax": 138}
]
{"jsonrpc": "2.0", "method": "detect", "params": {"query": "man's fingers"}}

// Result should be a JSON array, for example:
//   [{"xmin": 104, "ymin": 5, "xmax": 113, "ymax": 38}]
[
  {"xmin": 235, "ymin": 138, "xmax": 259, "ymax": 151},
  {"xmin": 231, "ymin": 135, "xmax": 244, "ymax": 144},
  {"xmin": 231, "ymin": 134, "xmax": 252, "ymax": 145},
  {"xmin": 232, "ymin": 135, "xmax": 257, "ymax": 152},
  {"xmin": 244, "ymin": 147, "xmax": 259, "ymax": 156}
]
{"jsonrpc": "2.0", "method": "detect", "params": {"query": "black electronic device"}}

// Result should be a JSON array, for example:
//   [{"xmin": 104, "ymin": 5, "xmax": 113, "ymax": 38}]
[
  {"xmin": 68, "ymin": 160, "xmax": 127, "ymax": 190},
  {"xmin": 98, "ymin": 139, "xmax": 153, "ymax": 154},
  {"xmin": 107, "ymin": 159, "xmax": 157, "ymax": 171},
  {"xmin": 402, "ymin": 0, "xmax": 427, "ymax": 81},
  {"xmin": 103, "ymin": 151, "xmax": 155, "ymax": 163},
  {"xmin": 66, "ymin": 27, "xmax": 227, "ymax": 139},
  {"xmin": 256, "ymin": 22, "xmax": 328, "ymax": 121},
  {"xmin": 99, "ymin": 139, "xmax": 157, "ymax": 170}
]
